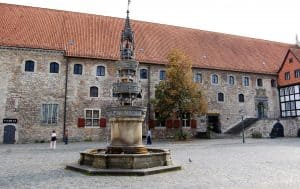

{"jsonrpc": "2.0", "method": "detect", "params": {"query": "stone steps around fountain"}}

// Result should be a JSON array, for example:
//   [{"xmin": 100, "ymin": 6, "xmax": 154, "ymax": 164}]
[{"xmin": 66, "ymin": 163, "xmax": 181, "ymax": 176}]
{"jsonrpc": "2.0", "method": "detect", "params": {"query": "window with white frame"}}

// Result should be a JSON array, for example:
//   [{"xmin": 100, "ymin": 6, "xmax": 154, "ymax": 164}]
[
  {"xmin": 218, "ymin": 92, "xmax": 224, "ymax": 102},
  {"xmin": 25, "ymin": 60, "xmax": 35, "ymax": 72},
  {"xmin": 50, "ymin": 62, "xmax": 59, "ymax": 73},
  {"xmin": 211, "ymin": 74, "xmax": 218, "ymax": 84},
  {"xmin": 41, "ymin": 104, "xmax": 59, "ymax": 124},
  {"xmin": 243, "ymin": 76, "xmax": 250, "ymax": 86},
  {"xmin": 194, "ymin": 73, "xmax": 202, "ymax": 83},
  {"xmin": 228, "ymin": 75, "xmax": 235, "ymax": 85},
  {"xmin": 85, "ymin": 109, "xmax": 100, "ymax": 127},
  {"xmin": 159, "ymin": 70, "xmax": 166, "ymax": 80},
  {"xmin": 96, "ymin": 66, "xmax": 105, "ymax": 76}
]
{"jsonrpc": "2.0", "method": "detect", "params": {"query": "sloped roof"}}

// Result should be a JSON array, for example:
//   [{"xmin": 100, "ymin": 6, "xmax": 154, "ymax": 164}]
[{"xmin": 0, "ymin": 3, "xmax": 292, "ymax": 74}]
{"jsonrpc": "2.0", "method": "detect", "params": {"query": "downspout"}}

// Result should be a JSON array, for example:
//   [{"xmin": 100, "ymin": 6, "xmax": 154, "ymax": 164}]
[
  {"xmin": 147, "ymin": 65, "xmax": 151, "ymax": 127},
  {"xmin": 63, "ymin": 57, "xmax": 69, "ymax": 136}
]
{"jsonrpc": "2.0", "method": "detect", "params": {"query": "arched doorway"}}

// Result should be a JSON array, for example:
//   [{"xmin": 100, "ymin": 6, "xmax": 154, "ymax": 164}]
[
  {"xmin": 270, "ymin": 121, "xmax": 284, "ymax": 138},
  {"xmin": 257, "ymin": 102, "xmax": 265, "ymax": 118},
  {"xmin": 3, "ymin": 125, "xmax": 16, "ymax": 144}
]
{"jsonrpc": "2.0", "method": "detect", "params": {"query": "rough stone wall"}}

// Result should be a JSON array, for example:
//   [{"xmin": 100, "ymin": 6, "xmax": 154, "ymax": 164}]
[
  {"xmin": 65, "ymin": 58, "xmax": 116, "ymax": 142},
  {"xmin": 245, "ymin": 118, "xmax": 300, "ymax": 138},
  {"xmin": 0, "ymin": 47, "xmax": 66, "ymax": 143},
  {"xmin": 0, "ymin": 47, "xmax": 285, "ymax": 143},
  {"xmin": 196, "ymin": 69, "xmax": 279, "ymax": 132}
]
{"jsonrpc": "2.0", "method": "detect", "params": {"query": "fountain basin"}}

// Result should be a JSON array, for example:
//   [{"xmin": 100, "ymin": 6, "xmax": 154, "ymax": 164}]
[{"xmin": 66, "ymin": 148, "xmax": 181, "ymax": 176}]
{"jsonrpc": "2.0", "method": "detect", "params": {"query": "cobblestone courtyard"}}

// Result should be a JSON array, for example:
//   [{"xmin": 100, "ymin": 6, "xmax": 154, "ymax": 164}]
[{"xmin": 1, "ymin": 138, "xmax": 300, "ymax": 189}]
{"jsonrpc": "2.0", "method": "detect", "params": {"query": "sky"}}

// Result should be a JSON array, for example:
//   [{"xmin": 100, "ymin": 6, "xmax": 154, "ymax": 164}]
[{"xmin": 1, "ymin": 0, "xmax": 299, "ymax": 44}]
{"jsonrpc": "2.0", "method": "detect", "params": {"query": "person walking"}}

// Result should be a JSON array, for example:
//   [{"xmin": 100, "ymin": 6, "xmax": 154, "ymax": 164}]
[
  {"xmin": 50, "ymin": 130, "xmax": 57, "ymax": 149},
  {"xmin": 63, "ymin": 129, "xmax": 68, "ymax": 145},
  {"xmin": 146, "ymin": 128, "xmax": 152, "ymax": 145}
]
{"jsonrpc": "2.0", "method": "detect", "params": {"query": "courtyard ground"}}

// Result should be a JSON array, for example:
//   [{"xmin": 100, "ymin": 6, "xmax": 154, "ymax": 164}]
[{"xmin": 1, "ymin": 138, "xmax": 300, "ymax": 189}]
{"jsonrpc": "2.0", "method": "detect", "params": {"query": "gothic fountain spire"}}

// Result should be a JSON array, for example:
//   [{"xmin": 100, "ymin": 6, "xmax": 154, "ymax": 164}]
[{"xmin": 121, "ymin": 0, "xmax": 135, "ymax": 60}]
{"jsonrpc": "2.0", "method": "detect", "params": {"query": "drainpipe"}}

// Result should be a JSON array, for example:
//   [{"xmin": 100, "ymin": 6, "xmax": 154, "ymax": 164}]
[
  {"xmin": 147, "ymin": 65, "xmax": 151, "ymax": 127},
  {"xmin": 63, "ymin": 57, "xmax": 69, "ymax": 136}
]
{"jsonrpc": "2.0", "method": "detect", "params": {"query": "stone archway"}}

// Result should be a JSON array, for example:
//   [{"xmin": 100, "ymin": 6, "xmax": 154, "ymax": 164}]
[{"xmin": 270, "ymin": 121, "xmax": 284, "ymax": 138}]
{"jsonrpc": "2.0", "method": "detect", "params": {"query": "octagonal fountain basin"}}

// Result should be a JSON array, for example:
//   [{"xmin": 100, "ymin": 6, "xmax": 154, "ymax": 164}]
[{"xmin": 66, "ymin": 148, "xmax": 181, "ymax": 176}]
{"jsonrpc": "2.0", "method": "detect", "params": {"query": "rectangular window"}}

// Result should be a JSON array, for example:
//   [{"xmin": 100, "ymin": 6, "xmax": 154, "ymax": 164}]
[
  {"xmin": 159, "ymin": 70, "xmax": 166, "ymax": 80},
  {"xmin": 243, "ymin": 77, "xmax": 249, "ymax": 86},
  {"xmin": 85, "ymin": 109, "xmax": 100, "ymax": 127},
  {"xmin": 228, "ymin": 75, "xmax": 235, "ymax": 85},
  {"xmin": 194, "ymin": 73, "xmax": 202, "ymax": 83},
  {"xmin": 285, "ymin": 72, "xmax": 290, "ymax": 80},
  {"xmin": 42, "ymin": 104, "xmax": 58, "ymax": 124},
  {"xmin": 295, "ymin": 70, "xmax": 300, "ymax": 78},
  {"xmin": 257, "ymin": 78, "xmax": 263, "ymax": 87}
]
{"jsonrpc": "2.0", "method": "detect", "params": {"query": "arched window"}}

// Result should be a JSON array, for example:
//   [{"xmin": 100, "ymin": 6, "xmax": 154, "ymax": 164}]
[
  {"xmin": 218, "ymin": 92, "xmax": 224, "ymax": 102},
  {"xmin": 50, "ymin": 62, "xmax": 59, "ymax": 73},
  {"xmin": 25, "ymin": 60, "xmax": 35, "ymax": 72},
  {"xmin": 140, "ymin": 69, "xmax": 148, "ymax": 79},
  {"xmin": 238, "ymin": 94, "xmax": 245, "ymax": 102},
  {"xmin": 212, "ymin": 74, "xmax": 218, "ymax": 84},
  {"xmin": 96, "ymin": 66, "xmax": 105, "ymax": 76},
  {"xmin": 160, "ymin": 70, "xmax": 166, "ymax": 80},
  {"xmin": 194, "ymin": 73, "xmax": 202, "ymax": 83},
  {"xmin": 90, "ymin": 86, "xmax": 98, "ymax": 97},
  {"xmin": 228, "ymin": 75, "xmax": 234, "ymax": 85},
  {"xmin": 243, "ymin": 76, "xmax": 250, "ymax": 86},
  {"xmin": 74, "ymin": 64, "xmax": 82, "ymax": 75}
]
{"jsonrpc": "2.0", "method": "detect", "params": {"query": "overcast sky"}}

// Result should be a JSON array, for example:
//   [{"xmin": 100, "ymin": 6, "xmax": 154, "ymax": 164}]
[{"xmin": 1, "ymin": 0, "xmax": 299, "ymax": 44}]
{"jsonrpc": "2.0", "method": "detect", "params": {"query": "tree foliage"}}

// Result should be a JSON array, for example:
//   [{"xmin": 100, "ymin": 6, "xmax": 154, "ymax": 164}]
[{"xmin": 152, "ymin": 49, "xmax": 207, "ymax": 122}]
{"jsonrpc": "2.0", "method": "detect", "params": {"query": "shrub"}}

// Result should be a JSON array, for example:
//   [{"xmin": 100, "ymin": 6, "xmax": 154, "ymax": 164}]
[
  {"xmin": 84, "ymin": 137, "xmax": 92, "ymax": 142},
  {"xmin": 175, "ymin": 130, "xmax": 188, "ymax": 140},
  {"xmin": 252, "ymin": 131, "xmax": 262, "ymax": 138}
]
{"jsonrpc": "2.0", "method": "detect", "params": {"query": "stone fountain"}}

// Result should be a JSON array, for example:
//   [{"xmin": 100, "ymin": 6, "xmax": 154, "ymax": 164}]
[{"xmin": 66, "ymin": 1, "xmax": 181, "ymax": 176}]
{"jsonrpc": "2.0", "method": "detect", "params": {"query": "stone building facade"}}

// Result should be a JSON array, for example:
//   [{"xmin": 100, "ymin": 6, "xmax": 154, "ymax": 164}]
[{"xmin": 0, "ymin": 3, "xmax": 297, "ymax": 143}]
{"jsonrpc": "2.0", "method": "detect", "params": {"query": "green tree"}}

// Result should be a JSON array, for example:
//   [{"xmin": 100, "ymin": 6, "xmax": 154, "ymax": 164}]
[{"xmin": 151, "ymin": 49, "xmax": 207, "ymax": 139}]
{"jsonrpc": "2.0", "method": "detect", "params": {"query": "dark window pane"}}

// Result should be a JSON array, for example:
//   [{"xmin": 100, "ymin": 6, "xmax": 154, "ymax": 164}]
[
  {"xmin": 160, "ymin": 70, "xmax": 166, "ymax": 80},
  {"xmin": 50, "ymin": 62, "xmax": 59, "ymax": 73},
  {"xmin": 212, "ymin": 74, "xmax": 218, "ymax": 84},
  {"xmin": 96, "ymin": 66, "xmax": 105, "ymax": 76},
  {"xmin": 140, "ymin": 69, "xmax": 148, "ymax": 79},
  {"xmin": 244, "ymin": 77, "xmax": 249, "ymax": 86},
  {"xmin": 257, "ymin": 78, "xmax": 263, "ymax": 86},
  {"xmin": 195, "ymin": 73, "xmax": 202, "ymax": 83},
  {"xmin": 74, "ymin": 64, "xmax": 82, "ymax": 75},
  {"xmin": 271, "ymin": 79, "xmax": 276, "ymax": 87},
  {"xmin": 238, "ymin": 94, "xmax": 244, "ymax": 102},
  {"xmin": 218, "ymin": 93, "xmax": 224, "ymax": 102},
  {"xmin": 90, "ymin": 86, "xmax": 98, "ymax": 97},
  {"xmin": 25, "ymin": 60, "xmax": 35, "ymax": 72}
]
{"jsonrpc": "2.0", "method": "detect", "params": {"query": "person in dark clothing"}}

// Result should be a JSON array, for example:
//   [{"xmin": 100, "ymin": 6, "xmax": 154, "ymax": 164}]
[{"xmin": 63, "ymin": 129, "xmax": 68, "ymax": 145}]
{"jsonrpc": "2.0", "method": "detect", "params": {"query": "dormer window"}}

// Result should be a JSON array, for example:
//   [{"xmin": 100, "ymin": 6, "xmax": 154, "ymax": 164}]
[
  {"xmin": 289, "ymin": 58, "xmax": 293, "ymax": 63},
  {"xmin": 285, "ymin": 72, "xmax": 290, "ymax": 80}
]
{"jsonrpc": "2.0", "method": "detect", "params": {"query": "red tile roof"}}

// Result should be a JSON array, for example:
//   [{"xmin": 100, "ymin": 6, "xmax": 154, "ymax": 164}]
[{"xmin": 0, "ymin": 3, "xmax": 292, "ymax": 74}]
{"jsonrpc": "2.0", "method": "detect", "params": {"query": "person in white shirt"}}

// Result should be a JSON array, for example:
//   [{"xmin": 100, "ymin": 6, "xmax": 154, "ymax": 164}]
[{"xmin": 50, "ymin": 130, "xmax": 57, "ymax": 149}]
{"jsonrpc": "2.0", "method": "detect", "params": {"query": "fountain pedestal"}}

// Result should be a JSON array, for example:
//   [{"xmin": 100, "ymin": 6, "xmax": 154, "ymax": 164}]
[{"xmin": 108, "ymin": 117, "xmax": 148, "ymax": 154}]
